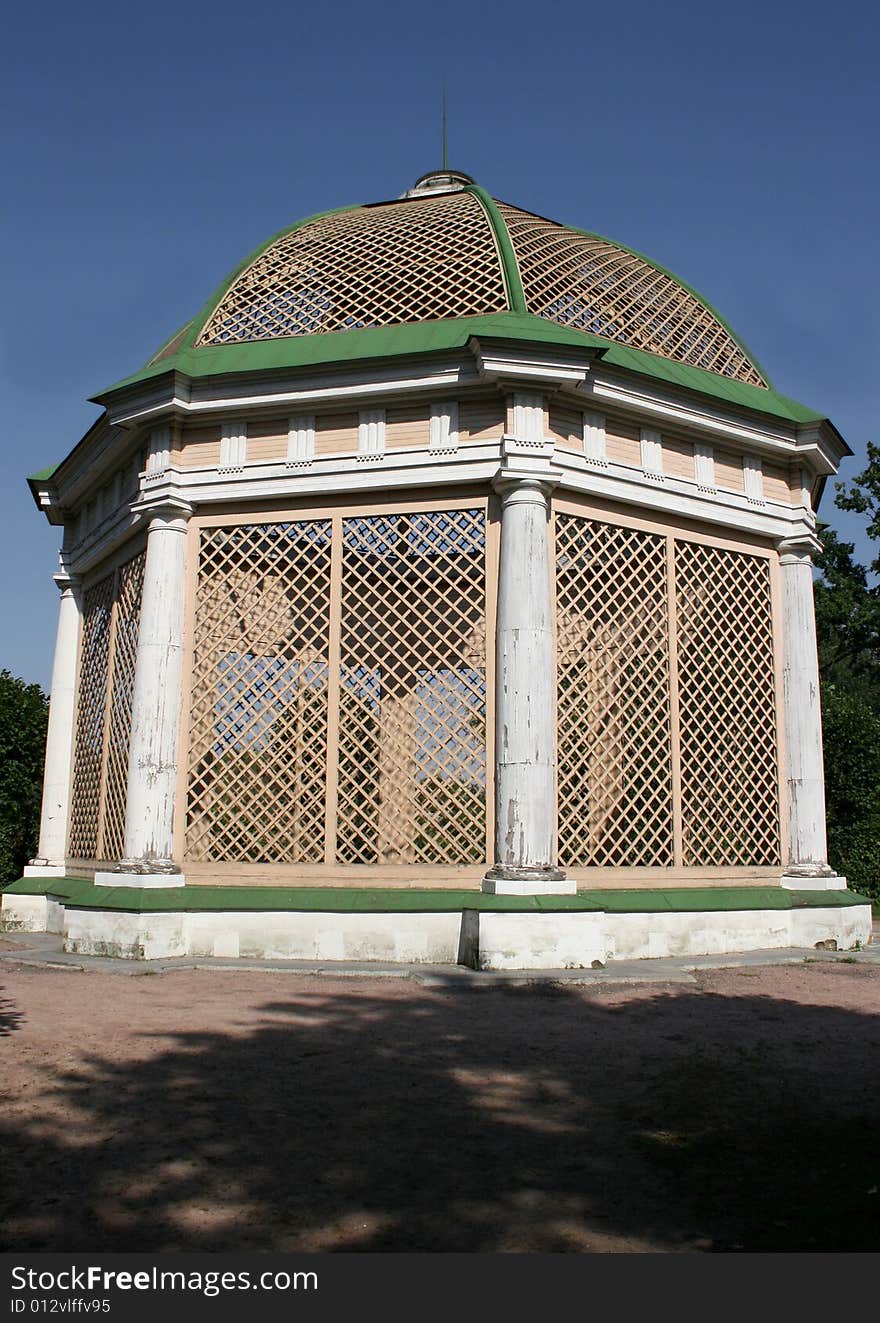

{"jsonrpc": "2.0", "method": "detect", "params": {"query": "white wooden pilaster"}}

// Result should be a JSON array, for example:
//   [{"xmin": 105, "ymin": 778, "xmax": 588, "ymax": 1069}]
[
  {"xmin": 484, "ymin": 453, "xmax": 573, "ymax": 894},
  {"xmin": 24, "ymin": 572, "xmax": 82, "ymax": 876},
  {"xmin": 777, "ymin": 537, "xmax": 837, "ymax": 882},
  {"xmin": 103, "ymin": 499, "xmax": 193, "ymax": 885}
]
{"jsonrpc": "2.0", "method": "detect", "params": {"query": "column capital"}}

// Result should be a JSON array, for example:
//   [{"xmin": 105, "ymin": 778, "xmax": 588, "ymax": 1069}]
[
  {"xmin": 51, "ymin": 570, "xmax": 81, "ymax": 595},
  {"xmin": 493, "ymin": 464, "xmax": 563, "ymax": 508},
  {"xmin": 137, "ymin": 495, "xmax": 195, "ymax": 528},
  {"xmin": 776, "ymin": 532, "xmax": 821, "ymax": 564}
]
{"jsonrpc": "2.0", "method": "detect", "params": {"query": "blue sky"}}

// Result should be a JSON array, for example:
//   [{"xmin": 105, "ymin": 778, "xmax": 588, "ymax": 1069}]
[{"xmin": 2, "ymin": 0, "xmax": 877, "ymax": 688}]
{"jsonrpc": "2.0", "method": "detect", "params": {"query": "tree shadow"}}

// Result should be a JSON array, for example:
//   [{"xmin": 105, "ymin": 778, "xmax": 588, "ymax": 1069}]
[
  {"xmin": 1, "ymin": 970, "xmax": 879, "ymax": 1252},
  {"xmin": 0, "ymin": 984, "xmax": 23, "ymax": 1036}
]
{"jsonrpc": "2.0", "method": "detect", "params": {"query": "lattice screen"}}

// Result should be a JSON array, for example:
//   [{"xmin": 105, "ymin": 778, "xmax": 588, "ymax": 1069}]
[
  {"xmin": 68, "ymin": 551, "xmax": 146, "ymax": 860},
  {"xmin": 556, "ymin": 514, "xmax": 674, "ymax": 867},
  {"xmin": 336, "ymin": 510, "xmax": 486, "ymax": 865},
  {"xmin": 675, "ymin": 541, "xmax": 780, "ymax": 865},
  {"xmin": 197, "ymin": 192, "xmax": 508, "ymax": 345},
  {"xmin": 555, "ymin": 510, "xmax": 780, "ymax": 869},
  {"xmin": 186, "ymin": 509, "xmax": 487, "ymax": 867},
  {"xmin": 187, "ymin": 522, "xmax": 333, "ymax": 863},
  {"xmin": 499, "ymin": 203, "xmax": 767, "ymax": 387}
]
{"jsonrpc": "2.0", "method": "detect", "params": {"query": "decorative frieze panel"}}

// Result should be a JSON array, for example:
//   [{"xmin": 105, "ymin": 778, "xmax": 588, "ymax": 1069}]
[
  {"xmin": 357, "ymin": 409, "xmax": 386, "ymax": 461},
  {"xmin": 582, "ymin": 412, "xmax": 607, "ymax": 465},
  {"xmin": 287, "ymin": 414, "xmax": 316, "ymax": 467},
  {"xmin": 429, "ymin": 401, "xmax": 460, "ymax": 454},
  {"xmin": 146, "ymin": 424, "xmax": 171, "ymax": 479},
  {"xmin": 219, "ymin": 421, "xmax": 247, "ymax": 472},
  {"xmin": 511, "ymin": 392, "xmax": 545, "ymax": 448},
  {"xmin": 640, "ymin": 427, "xmax": 664, "ymax": 480},
  {"xmin": 743, "ymin": 454, "xmax": 764, "ymax": 504},
  {"xmin": 694, "ymin": 442, "xmax": 715, "ymax": 491}
]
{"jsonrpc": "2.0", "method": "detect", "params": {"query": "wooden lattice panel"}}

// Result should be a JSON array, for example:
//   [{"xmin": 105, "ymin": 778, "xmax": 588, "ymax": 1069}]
[
  {"xmin": 69, "ymin": 576, "xmax": 115, "ymax": 859},
  {"xmin": 197, "ymin": 192, "xmax": 508, "ymax": 345},
  {"xmin": 186, "ymin": 522, "xmax": 333, "ymax": 863},
  {"xmin": 336, "ymin": 510, "xmax": 487, "ymax": 866},
  {"xmin": 555, "ymin": 514, "xmax": 674, "ymax": 867},
  {"xmin": 68, "ymin": 553, "xmax": 145, "ymax": 861},
  {"xmin": 100, "ymin": 552, "xmax": 146, "ymax": 860},
  {"xmin": 498, "ymin": 203, "xmax": 767, "ymax": 387},
  {"xmin": 675, "ymin": 541, "xmax": 780, "ymax": 865}
]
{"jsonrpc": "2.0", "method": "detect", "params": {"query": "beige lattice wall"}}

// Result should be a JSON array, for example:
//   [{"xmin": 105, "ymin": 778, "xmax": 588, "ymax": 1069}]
[
  {"xmin": 554, "ymin": 498, "xmax": 784, "ymax": 876},
  {"xmin": 66, "ymin": 496, "xmax": 785, "ymax": 884},
  {"xmin": 68, "ymin": 548, "xmax": 146, "ymax": 863},
  {"xmin": 182, "ymin": 498, "xmax": 492, "ymax": 878}
]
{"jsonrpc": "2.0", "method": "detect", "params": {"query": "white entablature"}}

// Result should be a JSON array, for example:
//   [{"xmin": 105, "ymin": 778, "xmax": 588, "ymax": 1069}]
[{"xmin": 36, "ymin": 341, "xmax": 840, "ymax": 576}]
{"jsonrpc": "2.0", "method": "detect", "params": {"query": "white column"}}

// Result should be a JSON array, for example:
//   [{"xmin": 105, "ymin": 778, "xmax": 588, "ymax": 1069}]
[
  {"xmin": 24, "ymin": 573, "xmax": 82, "ymax": 876},
  {"xmin": 100, "ymin": 500, "xmax": 192, "ymax": 886},
  {"xmin": 483, "ymin": 473, "xmax": 573, "ymax": 894},
  {"xmin": 777, "ymin": 537, "xmax": 837, "ymax": 883}
]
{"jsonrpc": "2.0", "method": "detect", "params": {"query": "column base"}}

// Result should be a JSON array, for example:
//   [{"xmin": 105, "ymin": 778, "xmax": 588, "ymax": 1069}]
[
  {"xmin": 95, "ymin": 862, "xmax": 186, "ymax": 889},
  {"xmin": 784, "ymin": 862, "xmax": 838, "ymax": 878},
  {"xmin": 23, "ymin": 863, "xmax": 69, "ymax": 878},
  {"xmin": 482, "ymin": 865, "xmax": 575, "ymax": 896},
  {"xmin": 781, "ymin": 873, "xmax": 848, "ymax": 891}
]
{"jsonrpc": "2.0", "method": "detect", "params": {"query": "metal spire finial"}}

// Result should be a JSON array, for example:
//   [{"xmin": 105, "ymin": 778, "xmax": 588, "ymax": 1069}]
[{"xmin": 442, "ymin": 85, "xmax": 448, "ymax": 171}]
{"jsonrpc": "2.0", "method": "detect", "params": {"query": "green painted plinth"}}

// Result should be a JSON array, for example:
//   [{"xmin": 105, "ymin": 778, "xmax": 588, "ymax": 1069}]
[{"xmin": 2, "ymin": 876, "xmax": 868, "ymax": 915}]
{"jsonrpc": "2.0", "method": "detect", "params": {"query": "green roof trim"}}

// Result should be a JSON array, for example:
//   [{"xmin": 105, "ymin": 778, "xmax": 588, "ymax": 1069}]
[
  {"xmin": 2, "ymin": 876, "xmax": 869, "ymax": 915},
  {"xmin": 95, "ymin": 311, "xmax": 824, "ymax": 425},
  {"xmin": 468, "ymin": 186, "xmax": 527, "ymax": 314},
  {"xmin": 27, "ymin": 465, "xmax": 60, "ymax": 482}
]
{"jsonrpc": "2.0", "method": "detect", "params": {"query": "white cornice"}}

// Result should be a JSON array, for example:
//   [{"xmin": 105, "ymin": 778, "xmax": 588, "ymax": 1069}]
[
  {"xmin": 585, "ymin": 372, "xmax": 842, "ymax": 477},
  {"xmin": 106, "ymin": 360, "xmax": 481, "ymax": 429},
  {"xmin": 469, "ymin": 336, "xmax": 594, "ymax": 388},
  {"xmin": 588, "ymin": 375, "xmax": 795, "ymax": 449}
]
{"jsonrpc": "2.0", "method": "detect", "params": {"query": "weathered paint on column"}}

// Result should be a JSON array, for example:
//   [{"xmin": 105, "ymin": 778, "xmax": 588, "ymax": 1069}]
[
  {"xmin": 778, "ymin": 537, "xmax": 835, "ymax": 878},
  {"xmin": 24, "ymin": 573, "xmax": 81, "ymax": 875},
  {"xmin": 118, "ymin": 500, "xmax": 192, "ymax": 876},
  {"xmin": 484, "ymin": 475, "xmax": 572, "ymax": 894}
]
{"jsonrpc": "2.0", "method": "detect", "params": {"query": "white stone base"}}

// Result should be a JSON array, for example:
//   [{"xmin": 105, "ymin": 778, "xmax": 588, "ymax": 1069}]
[
  {"xmin": 0, "ymin": 893, "xmax": 65, "ymax": 934},
  {"xmin": 94, "ymin": 871, "xmax": 186, "ymax": 889},
  {"xmin": 478, "ymin": 911, "xmax": 606, "ymax": 968},
  {"xmin": 780, "ymin": 874, "xmax": 847, "ymax": 891},
  {"xmin": 62, "ymin": 908, "xmax": 464, "ymax": 964},
  {"xmin": 482, "ymin": 877, "xmax": 578, "ymax": 896},
  {"xmin": 10, "ymin": 897, "xmax": 864, "ymax": 966},
  {"xmin": 64, "ymin": 908, "xmax": 188, "ymax": 960},
  {"xmin": 23, "ymin": 864, "xmax": 69, "ymax": 878}
]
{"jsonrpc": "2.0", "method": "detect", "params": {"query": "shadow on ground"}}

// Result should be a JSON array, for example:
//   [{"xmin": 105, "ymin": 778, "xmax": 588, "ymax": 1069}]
[
  {"xmin": 1, "ymin": 969, "xmax": 879, "ymax": 1252},
  {"xmin": 0, "ymin": 983, "xmax": 22, "ymax": 1036}
]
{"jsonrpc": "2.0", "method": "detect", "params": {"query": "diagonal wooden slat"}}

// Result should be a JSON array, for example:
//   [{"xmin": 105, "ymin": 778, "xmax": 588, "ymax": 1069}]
[
  {"xmin": 198, "ymin": 192, "xmax": 507, "ymax": 345},
  {"xmin": 69, "ymin": 552, "xmax": 146, "ymax": 860},
  {"xmin": 498, "ymin": 203, "xmax": 767, "ymax": 387},
  {"xmin": 555, "ymin": 514, "xmax": 674, "ymax": 867},
  {"xmin": 186, "ymin": 521, "xmax": 333, "ymax": 863},
  {"xmin": 675, "ymin": 541, "xmax": 780, "ymax": 865}
]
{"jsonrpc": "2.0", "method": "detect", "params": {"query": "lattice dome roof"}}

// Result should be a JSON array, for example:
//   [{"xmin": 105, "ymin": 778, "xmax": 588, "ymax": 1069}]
[{"xmin": 147, "ymin": 173, "xmax": 768, "ymax": 389}]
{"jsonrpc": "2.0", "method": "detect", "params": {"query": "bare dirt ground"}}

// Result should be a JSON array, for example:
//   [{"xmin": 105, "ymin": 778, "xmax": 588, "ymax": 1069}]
[{"xmin": 1, "ymin": 949, "xmax": 878, "ymax": 1253}]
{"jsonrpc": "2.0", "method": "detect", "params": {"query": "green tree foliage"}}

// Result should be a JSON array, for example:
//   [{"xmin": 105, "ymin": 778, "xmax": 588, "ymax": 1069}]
[
  {"xmin": 814, "ymin": 526, "xmax": 880, "ymax": 710},
  {"xmin": 0, "ymin": 670, "xmax": 49, "ymax": 886},
  {"xmin": 821, "ymin": 687, "xmax": 880, "ymax": 900},
  {"xmin": 814, "ymin": 443, "xmax": 880, "ymax": 898}
]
